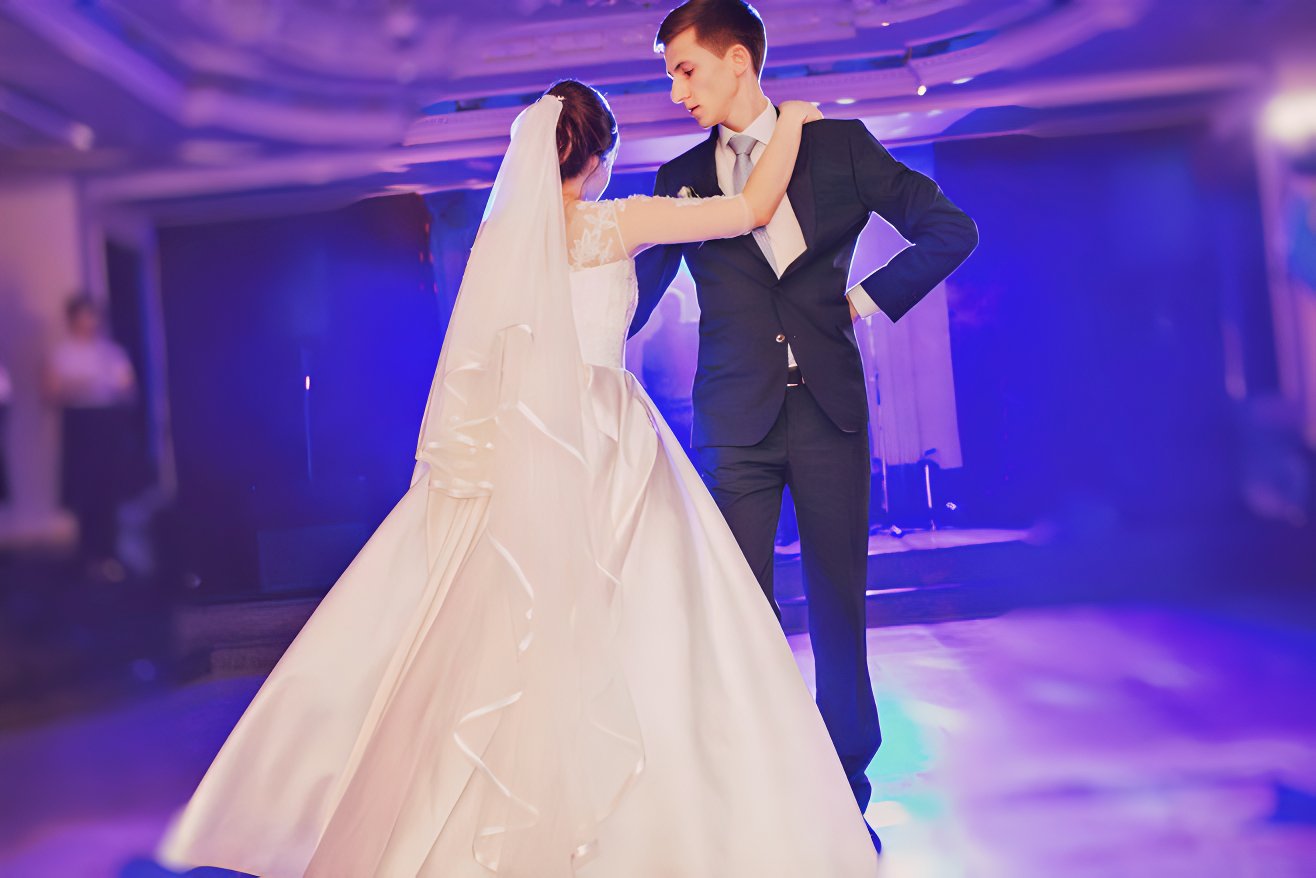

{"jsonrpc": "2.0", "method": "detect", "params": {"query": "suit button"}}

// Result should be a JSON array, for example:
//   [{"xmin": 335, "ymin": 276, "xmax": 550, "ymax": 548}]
[{"xmin": 775, "ymin": 333, "xmax": 786, "ymax": 343}]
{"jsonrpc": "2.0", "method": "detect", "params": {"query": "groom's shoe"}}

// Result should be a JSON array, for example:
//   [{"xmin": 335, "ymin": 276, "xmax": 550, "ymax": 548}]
[{"xmin": 867, "ymin": 822, "xmax": 883, "ymax": 855}]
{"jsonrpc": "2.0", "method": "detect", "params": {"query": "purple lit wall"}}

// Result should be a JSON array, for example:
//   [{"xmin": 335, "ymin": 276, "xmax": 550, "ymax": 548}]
[
  {"xmin": 936, "ymin": 122, "xmax": 1268, "ymax": 529},
  {"xmin": 155, "ymin": 195, "xmax": 440, "ymax": 598},
  {"xmin": 139, "ymin": 115, "xmax": 1284, "ymax": 599}
]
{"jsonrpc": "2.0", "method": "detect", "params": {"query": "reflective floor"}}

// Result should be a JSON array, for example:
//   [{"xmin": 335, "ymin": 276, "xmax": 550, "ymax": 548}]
[
  {"xmin": 850, "ymin": 603, "xmax": 1316, "ymax": 877},
  {"xmin": 1, "ymin": 599, "xmax": 1313, "ymax": 877}
]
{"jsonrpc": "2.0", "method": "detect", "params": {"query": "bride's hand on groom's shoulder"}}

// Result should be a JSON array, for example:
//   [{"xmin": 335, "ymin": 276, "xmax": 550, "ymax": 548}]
[{"xmin": 779, "ymin": 100, "xmax": 824, "ymax": 124}]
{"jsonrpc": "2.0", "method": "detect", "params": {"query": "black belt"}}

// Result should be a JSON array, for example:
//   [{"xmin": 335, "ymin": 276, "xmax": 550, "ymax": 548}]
[{"xmin": 786, "ymin": 365, "xmax": 804, "ymax": 387}]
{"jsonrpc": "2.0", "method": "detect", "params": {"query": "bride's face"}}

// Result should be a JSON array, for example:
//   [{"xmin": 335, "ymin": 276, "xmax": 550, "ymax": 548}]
[{"xmin": 581, "ymin": 146, "xmax": 617, "ymax": 202}]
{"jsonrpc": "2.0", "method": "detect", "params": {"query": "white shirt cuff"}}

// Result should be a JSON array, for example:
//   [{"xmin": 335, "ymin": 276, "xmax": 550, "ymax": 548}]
[{"xmin": 845, "ymin": 283, "xmax": 881, "ymax": 319}]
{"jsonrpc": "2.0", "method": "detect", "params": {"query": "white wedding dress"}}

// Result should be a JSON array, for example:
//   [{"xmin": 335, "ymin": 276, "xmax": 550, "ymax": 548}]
[{"xmin": 158, "ymin": 98, "xmax": 876, "ymax": 878}]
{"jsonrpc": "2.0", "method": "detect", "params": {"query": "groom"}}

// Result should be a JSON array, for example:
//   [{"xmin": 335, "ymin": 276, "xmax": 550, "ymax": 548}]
[{"xmin": 632, "ymin": 0, "xmax": 978, "ymax": 848}]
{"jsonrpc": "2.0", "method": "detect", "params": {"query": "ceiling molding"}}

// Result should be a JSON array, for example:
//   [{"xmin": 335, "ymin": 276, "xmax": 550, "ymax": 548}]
[
  {"xmin": 5, "ymin": 0, "xmax": 1147, "ymax": 148},
  {"xmin": 83, "ymin": 62, "xmax": 1259, "ymax": 206},
  {"xmin": 0, "ymin": 85, "xmax": 94, "ymax": 148},
  {"xmin": 406, "ymin": 61, "xmax": 1261, "ymax": 148},
  {"xmin": 5, "ymin": 1, "xmax": 410, "ymax": 144}
]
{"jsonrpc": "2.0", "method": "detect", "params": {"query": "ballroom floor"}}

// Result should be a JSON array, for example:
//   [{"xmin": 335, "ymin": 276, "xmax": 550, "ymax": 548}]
[{"xmin": 1, "ymin": 597, "xmax": 1313, "ymax": 878}]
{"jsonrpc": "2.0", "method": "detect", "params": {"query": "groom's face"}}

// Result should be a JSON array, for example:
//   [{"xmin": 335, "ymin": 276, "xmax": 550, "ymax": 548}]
[{"xmin": 663, "ymin": 28, "xmax": 746, "ymax": 129}]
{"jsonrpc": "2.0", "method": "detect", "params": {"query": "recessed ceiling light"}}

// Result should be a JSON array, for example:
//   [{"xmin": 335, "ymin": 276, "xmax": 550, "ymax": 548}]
[
  {"xmin": 953, "ymin": 76, "xmax": 974, "ymax": 85},
  {"xmin": 836, "ymin": 98, "xmax": 857, "ymax": 105},
  {"xmin": 70, "ymin": 123, "xmax": 95, "ymax": 151}
]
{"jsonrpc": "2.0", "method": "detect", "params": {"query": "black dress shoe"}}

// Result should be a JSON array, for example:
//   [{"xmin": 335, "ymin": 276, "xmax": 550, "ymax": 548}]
[{"xmin": 867, "ymin": 821, "xmax": 883, "ymax": 855}]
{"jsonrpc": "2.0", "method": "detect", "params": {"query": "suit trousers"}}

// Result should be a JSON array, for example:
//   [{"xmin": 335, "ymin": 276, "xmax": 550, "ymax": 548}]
[{"xmin": 695, "ymin": 383, "xmax": 882, "ymax": 811}]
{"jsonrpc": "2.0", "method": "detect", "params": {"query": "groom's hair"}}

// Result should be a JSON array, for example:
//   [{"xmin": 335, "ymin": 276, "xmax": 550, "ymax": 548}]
[{"xmin": 655, "ymin": 0, "xmax": 767, "ymax": 75}]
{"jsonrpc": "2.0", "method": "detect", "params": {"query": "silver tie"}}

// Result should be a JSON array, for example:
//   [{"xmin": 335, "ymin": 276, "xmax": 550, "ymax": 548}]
[{"xmin": 728, "ymin": 133, "xmax": 779, "ymax": 274}]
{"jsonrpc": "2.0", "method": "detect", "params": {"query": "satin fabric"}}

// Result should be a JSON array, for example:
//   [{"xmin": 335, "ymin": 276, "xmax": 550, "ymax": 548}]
[
  {"xmin": 158, "ymin": 96, "xmax": 876, "ymax": 877},
  {"xmin": 158, "ymin": 362, "xmax": 877, "ymax": 877}
]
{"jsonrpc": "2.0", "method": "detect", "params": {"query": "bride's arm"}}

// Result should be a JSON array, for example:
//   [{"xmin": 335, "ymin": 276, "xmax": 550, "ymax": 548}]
[{"xmin": 616, "ymin": 101, "xmax": 821, "ymax": 255}]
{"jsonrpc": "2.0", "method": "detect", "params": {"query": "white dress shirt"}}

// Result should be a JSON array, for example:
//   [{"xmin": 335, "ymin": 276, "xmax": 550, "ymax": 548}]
[
  {"xmin": 48, "ymin": 337, "xmax": 135, "ymax": 408},
  {"xmin": 715, "ymin": 102, "xmax": 882, "ymax": 371}
]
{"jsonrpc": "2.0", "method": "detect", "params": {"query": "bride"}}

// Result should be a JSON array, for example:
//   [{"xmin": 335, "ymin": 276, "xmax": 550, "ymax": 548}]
[{"xmin": 157, "ymin": 80, "xmax": 877, "ymax": 877}]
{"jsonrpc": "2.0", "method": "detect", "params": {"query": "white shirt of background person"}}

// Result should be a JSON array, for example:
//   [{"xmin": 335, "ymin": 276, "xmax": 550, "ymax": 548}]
[{"xmin": 47, "ymin": 337, "xmax": 135, "ymax": 409}]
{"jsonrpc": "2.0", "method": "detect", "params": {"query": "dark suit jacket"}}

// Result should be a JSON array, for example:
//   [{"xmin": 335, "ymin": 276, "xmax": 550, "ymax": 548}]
[{"xmin": 631, "ymin": 118, "xmax": 978, "ymax": 448}]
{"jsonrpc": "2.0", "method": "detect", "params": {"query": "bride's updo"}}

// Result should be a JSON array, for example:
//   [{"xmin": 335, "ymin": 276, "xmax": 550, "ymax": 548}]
[{"xmin": 545, "ymin": 80, "xmax": 618, "ymax": 180}]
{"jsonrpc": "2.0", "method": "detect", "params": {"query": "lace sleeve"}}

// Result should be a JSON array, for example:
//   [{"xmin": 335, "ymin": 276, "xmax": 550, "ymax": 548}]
[
  {"xmin": 613, "ymin": 194, "xmax": 755, "ymax": 256},
  {"xmin": 567, "ymin": 200, "xmax": 627, "ymax": 270}
]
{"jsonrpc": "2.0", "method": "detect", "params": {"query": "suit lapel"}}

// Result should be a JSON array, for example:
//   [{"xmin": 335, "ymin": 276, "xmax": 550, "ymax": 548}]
[
  {"xmin": 735, "ymin": 136, "xmax": 816, "ymax": 281},
  {"xmin": 687, "ymin": 127, "xmax": 777, "ymax": 281},
  {"xmin": 693, "ymin": 128, "xmax": 719, "ymax": 199},
  {"xmin": 785, "ymin": 136, "xmax": 816, "ymax": 259},
  {"xmin": 711, "ymin": 123, "xmax": 782, "ymax": 274},
  {"xmin": 699, "ymin": 118, "xmax": 817, "ymax": 280}
]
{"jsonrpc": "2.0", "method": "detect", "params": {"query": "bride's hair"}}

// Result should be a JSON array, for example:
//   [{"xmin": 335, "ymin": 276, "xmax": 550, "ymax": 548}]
[{"xmin": 544, "ymin": 80, "xmax": 618, "ymax": 180}]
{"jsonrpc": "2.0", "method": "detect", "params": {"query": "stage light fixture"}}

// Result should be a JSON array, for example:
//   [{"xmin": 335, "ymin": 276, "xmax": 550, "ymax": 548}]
[
  {"xmin": 904, "ymin": 51, "xmax": 927, "ymax": 96},
  {"xmin": 1265, "ymin": 90, "xmax": 1316, "ymax": 146}
]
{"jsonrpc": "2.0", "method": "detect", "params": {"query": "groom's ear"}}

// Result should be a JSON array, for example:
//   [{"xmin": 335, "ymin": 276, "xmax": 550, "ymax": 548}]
[{"xmin": 725, "ymin": 43, "xmax": 754, "ymax": 77}]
